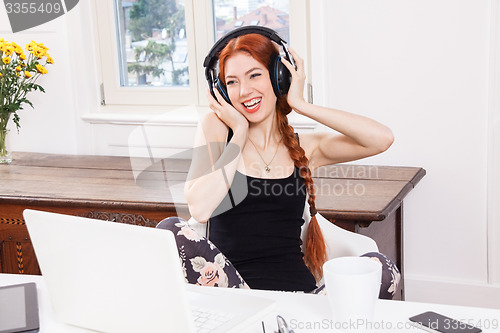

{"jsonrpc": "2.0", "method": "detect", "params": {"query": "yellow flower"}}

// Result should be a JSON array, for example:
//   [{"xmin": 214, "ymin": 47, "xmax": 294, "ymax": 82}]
[
  {"xmin": 35, "ymin": 64, "xmax": 48, "ymax": 74},
  {"xmin": 26, "ymin": 41, "xmax": 36, "ymax": 51},
  {"xmin": 20, "ymin": 61, "xmax": 26, "ymax": 67},
  {"xmin": 46, "ymin": 56, "xmax": 54, "ymax": 64},
  {"xmin": 19, "ymin": 54, "xmax": 26, "ymax": 61},
  {"xmin": 16, "ymin": 66, "xmax": 21, "ymax": 72},
  {"xmin": 13, "ymin": 43, "xmax": 22, "ymax": 55},
  {"xmin": 0, "ymin": 72, "xmax": 3, "ymax": 78},
  {"xmin": 26, "ymin": 41, "xmax": 49, "ymax": 59},
  {"xmin": 34, "ymin": 48, "xmax": 45, "ymax": 59},
  {"xmin": 37, "ymin": 43, "xmax": 48, "ymax": 51},
  {"xmin": 2, "ymin": 57, "xmax": 11, "ymax": 65},
  {"xmin": 24, "ymin": 71, "xmax": 31, "ymax": 78},
  {"xmin": 4, "ymin": 45, "xmax": 13, "ymax": 56}
]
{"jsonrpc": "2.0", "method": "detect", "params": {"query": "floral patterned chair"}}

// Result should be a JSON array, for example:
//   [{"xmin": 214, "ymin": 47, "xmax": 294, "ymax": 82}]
[{"xmin": 155, "ymin": 203, "xmax": 402, "ymax": 299}]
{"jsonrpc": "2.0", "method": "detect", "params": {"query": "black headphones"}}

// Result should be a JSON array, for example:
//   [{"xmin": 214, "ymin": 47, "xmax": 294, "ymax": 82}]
[{"xmin": 203, "ymin": 26, "xmax": 296, "ymax": 105}]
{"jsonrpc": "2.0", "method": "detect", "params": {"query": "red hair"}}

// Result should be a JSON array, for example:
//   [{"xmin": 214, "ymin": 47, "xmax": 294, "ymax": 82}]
[{"xmin": 218, "ymin": 33, "xmax": 327, "ymax": 280}]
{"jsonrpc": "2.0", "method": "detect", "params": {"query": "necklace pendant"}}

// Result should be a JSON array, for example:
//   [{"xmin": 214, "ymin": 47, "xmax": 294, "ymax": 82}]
[{"xmin": 265, "ymin": 166, "xmax": 271, "ymax": 172}]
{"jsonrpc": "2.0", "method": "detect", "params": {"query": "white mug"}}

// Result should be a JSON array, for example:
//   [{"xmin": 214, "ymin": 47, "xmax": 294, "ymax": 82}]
[{"xmin": 323, "ymin": 257, "xmax": 382, "ymax": 329}]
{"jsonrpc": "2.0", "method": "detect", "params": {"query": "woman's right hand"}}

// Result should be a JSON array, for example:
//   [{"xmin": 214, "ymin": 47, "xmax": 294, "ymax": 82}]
[{"xmin": 207, "ymin": 88, "xmax": 249, "ymax": 135}]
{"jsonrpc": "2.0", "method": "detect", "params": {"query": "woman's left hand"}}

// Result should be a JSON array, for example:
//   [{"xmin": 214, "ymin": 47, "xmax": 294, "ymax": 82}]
[{"xmin": 281, "ymin": 48, "xmax": 307, "ymax": 113}]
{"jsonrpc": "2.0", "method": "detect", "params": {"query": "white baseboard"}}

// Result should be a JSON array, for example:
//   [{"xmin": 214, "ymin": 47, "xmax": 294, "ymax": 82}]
[{"xmin": 405, "ymin": 275, "xmax": 500, "ymax": 309}]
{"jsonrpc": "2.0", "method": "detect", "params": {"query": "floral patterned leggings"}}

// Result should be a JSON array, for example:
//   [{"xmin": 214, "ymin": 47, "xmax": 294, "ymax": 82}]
[{"xmin": 156, "ymin": 216, "xmax": 401, "ymax": 300}]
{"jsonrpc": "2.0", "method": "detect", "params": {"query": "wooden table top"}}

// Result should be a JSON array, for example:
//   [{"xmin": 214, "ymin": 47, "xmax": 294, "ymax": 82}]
[{"xmin": 0, "ymin": 152, "xmax": 425, "ymax": 222}]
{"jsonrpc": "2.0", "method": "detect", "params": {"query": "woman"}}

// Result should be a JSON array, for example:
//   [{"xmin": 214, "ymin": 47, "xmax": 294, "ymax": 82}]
[{"xmin": 158, "ymin": 31, "xmax": 399, "ymax": 298}]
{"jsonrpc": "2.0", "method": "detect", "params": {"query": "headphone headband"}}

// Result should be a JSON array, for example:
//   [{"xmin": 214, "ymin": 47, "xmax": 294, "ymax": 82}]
[{"xmin": 203, "ymin": 26, "xmax": 286, "ymax": 70}]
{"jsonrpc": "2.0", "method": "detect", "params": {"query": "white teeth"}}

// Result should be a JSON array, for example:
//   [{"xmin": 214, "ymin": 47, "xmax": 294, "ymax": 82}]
[{"xmin": 243, "ymin": 98, "xmax": 261, "ymax": 109}]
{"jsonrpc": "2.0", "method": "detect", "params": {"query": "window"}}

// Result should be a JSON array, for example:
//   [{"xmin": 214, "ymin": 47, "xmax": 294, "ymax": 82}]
[
  {"xmin": 212, "ymin": 0, "xmax": 289, "ymax": 42},
  {"xmin": 114, "ymin": 0, "xmax": 189, "ymax": 88},
  {"xmin": 92, "ymin": 0, "xmax": 309, "ymax": 109}
]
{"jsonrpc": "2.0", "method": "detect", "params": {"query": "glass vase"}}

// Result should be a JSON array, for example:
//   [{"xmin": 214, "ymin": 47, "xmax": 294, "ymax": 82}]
[{"xmin": 0, "ymin": 128, "xmax": 12, "ymax": 164}]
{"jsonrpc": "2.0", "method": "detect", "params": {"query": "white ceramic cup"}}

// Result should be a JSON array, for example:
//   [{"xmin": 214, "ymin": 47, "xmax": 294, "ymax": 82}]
[{"xmin": 323, "ymin": 257, "xmax": 382, "ymax": 328}]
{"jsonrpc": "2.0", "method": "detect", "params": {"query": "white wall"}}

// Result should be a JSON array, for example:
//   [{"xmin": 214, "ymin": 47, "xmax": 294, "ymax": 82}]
[
  {"xmin": 488, "ymin": 0, "xmax": 500, "ymax": 287},
  {"xmin": 1, "ymin": 0, "xmax": 499, "ymax": 308},
  {"xmin": 0, "ymin": 7, "xmax": 82, "ymax": 154},
  {"xmin": 310, "ymin": 0, "xmax": 500, "ymax": 308}
]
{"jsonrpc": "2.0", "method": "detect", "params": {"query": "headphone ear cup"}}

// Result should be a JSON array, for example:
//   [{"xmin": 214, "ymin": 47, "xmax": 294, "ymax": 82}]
[
  {"xmin": 214, "ymin": 77, "xmax": 232, "ymax": 105},
  {"xmin": 269, "ymin": 54, "xmax": 291, "ymax": 97}
]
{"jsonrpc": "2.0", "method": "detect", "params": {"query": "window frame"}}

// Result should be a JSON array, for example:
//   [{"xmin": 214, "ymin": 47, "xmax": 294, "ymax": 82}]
[{"xmin": 91, "ymin": 0, "xmax": 311, "ymax": 109}]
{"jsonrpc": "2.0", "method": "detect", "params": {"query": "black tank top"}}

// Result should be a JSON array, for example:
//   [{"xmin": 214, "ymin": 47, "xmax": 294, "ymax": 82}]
[{"xmin": 208, "ymin": 165, "xmax": 317, "ymax": 292}]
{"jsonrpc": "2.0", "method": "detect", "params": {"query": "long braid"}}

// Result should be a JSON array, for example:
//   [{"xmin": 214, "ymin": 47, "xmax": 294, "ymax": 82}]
[{"xmin": 276, "ymin": 98, "xmax": 327, "ymax": 281}]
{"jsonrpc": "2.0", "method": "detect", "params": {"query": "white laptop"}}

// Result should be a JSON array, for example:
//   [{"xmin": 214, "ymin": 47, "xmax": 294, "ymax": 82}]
[{"xmin": 23, "ymin": 209, "xmax": 275, "ymax": 333}]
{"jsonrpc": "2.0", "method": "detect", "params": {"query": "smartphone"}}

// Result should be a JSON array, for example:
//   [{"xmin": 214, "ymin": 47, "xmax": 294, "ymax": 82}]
[
  {"xmin": 409, "ymin": 311, "xmax": 482, "ymax": 333},
  {"xmin": 0, "ymin": 283, "xmax": 39, "ymax": 333}
]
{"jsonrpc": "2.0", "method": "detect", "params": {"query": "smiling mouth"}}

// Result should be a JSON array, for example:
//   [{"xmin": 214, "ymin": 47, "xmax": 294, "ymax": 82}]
[{"xmin": 242, "ymin": 97, "xmax": 262, "ymax": 113}]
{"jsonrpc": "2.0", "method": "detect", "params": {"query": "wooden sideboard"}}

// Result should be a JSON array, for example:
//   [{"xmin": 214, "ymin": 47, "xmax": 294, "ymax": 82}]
[{"xmin": 0, "ymin": 152, "xmax": 425, "ymax": 299}]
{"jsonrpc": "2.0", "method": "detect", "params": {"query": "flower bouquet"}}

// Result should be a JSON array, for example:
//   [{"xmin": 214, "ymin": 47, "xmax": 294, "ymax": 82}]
[{"xmin": 0, "ymin": 39, "xmax": 53, "ymax": 163}]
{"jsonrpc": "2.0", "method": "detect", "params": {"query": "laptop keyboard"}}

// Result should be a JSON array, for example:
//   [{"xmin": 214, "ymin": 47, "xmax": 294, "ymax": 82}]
[{"xmin": 191, "ymin": 305, "xmax": 236, "ymax": 333}]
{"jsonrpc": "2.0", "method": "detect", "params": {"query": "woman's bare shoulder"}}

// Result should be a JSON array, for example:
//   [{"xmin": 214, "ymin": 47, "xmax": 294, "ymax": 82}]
[
  {"xmin": 199, "ymin": 111, "xmax": 230, "ymax": 143},
  {"xmin": 295, "ymin": 132, "xmax": 322, "ymax": 153}
]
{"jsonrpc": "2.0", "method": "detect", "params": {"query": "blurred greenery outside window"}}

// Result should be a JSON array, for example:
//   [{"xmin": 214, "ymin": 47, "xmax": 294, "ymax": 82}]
[{"xmin": 114, "ymin": 0, "xmax": 289, "ymax": 88}]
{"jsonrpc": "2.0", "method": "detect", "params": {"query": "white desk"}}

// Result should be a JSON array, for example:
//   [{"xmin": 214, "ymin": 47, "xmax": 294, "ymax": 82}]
[{"xmin": 1, "ymin": 274, "xmax": 499, "ymax": 333}]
